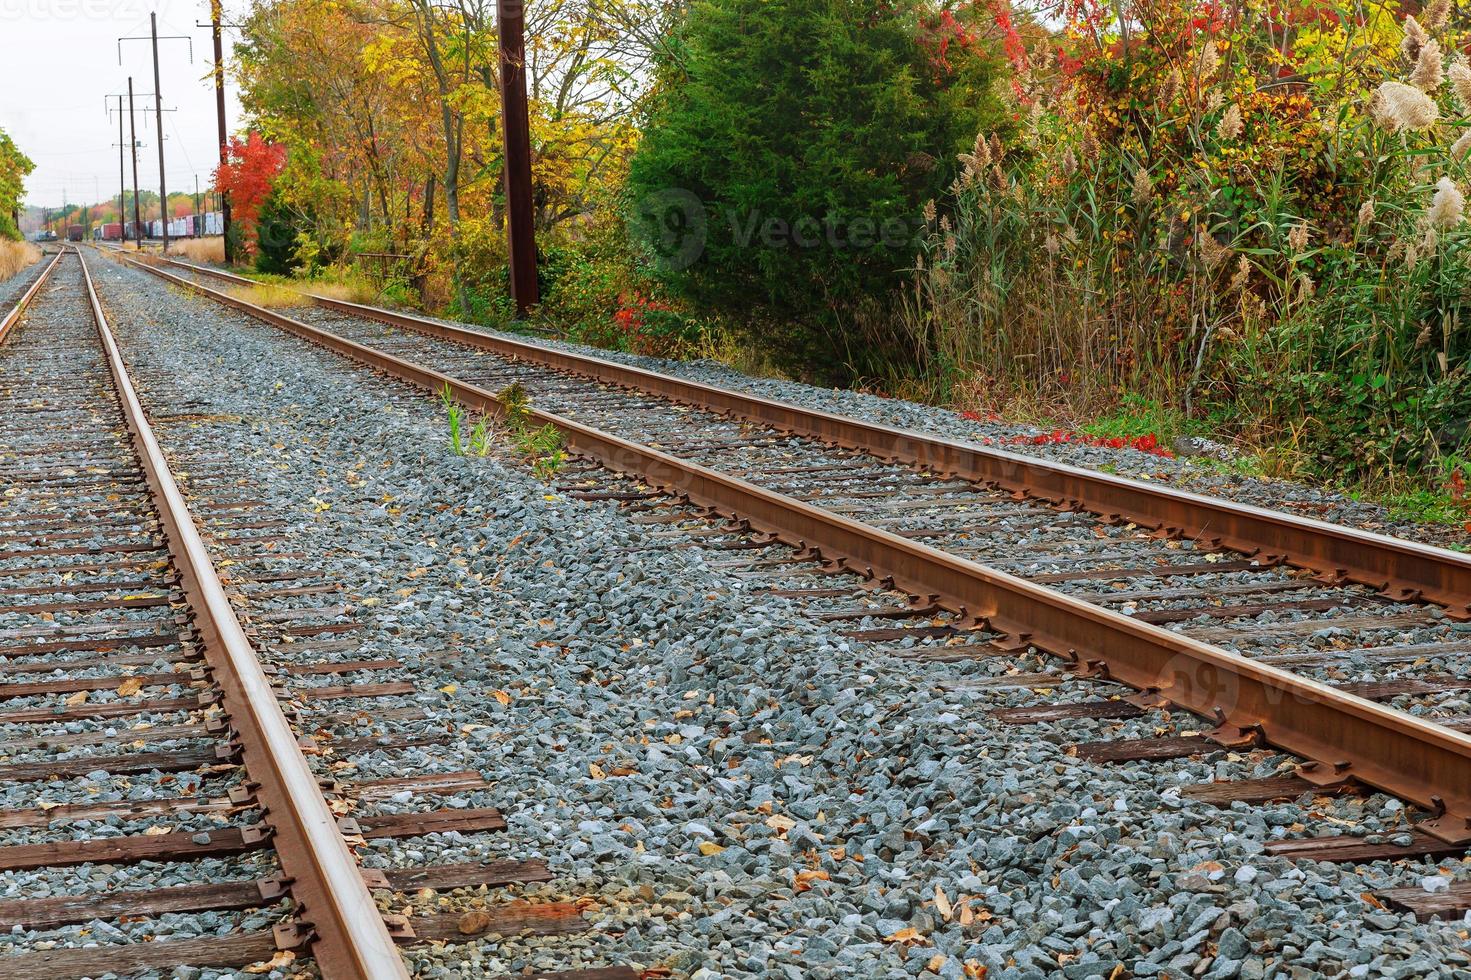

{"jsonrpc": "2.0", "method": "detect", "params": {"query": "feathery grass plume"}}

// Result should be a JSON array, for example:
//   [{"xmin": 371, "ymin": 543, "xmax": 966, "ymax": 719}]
[
  {"xmin": 1454, "ymin": 131, "xmax": 1471, "ymax": 160},
  {"xmin": 1406, "ymin": 241, "xmax": 1421, "ymax": 269},
  {"xmin": 1198, "ymin": 230, "xmax": 1229, "ymax": 269},
  {"xmin": 1061, "ymin": 147, "xmax": 1078, "ymax": 175},
  {"xmin": 1218, "ymin": 104, "xmax": 1244, "ymax": 139},
  {"xmin": 1411, "ymin": 39, "xmax": 1444, "ymax": 93},
  {"xmin": 1287, "ymin": 222, "xmax": 1311, "ymax": 252},
  {"xmin": 1402, "ymin": 15, "xmax": 1428, "ymax": 63},
  {"xmin": 1449, "ymin": 60, "xmax": 1471, "ymax": 114},
  {"xmin": 1429, "ymin": 176, "xmax": 1466, "ymax": 228},
  {"xmin": 1424, "ymin": 0, "xmax": 1451, "ymax": 31},
  {"xmin": 1081, "ymin": 128, "xmax": 1100, "ymax": 160},
  {"xmin": 989, "ymin": 133, "xmax": 1005, "ymax": 164},
  {"xmin": 1161, "ymin": 68, "xmax": 1182, "ymax": 105},
  {"xmin": 956, "ymin": 131, "xmax": 991, "ymax": 178},
  {"xmin": 922, "ymin": 199, "xmax": 937, "ymax": 224},
  {"xmin": 1424, "ymin": 226, "xmax": 1440, "ymax": 251},
  {"xmin": 1044, "ymin": 233, "xmax": 1061, "ymax": 256},
  {"xmin": 1373, "ymin": 80, "xmax": 1440, "ymax": 132},
  {"xmin": 1196, "ymin": 41, "xmax": 1220, "ymax": 82},
  {"xmin": 1229, "ymin": 254, "xmax": 1251, "ymax": 291},
  {"xmin": 1358, "ymin": 199, "xmax": 1376, "ymax": 228},
  {"xmin": 1132, "ymin": 166, "xmax": 1153, "ymax": 206},
  {"xmin": 1296, "ymin": 273, "xmax": 1316, "ymax": 300}
]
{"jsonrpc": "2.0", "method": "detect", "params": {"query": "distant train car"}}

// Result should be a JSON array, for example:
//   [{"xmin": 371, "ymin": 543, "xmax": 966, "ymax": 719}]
[
  {"xmin": 67, "ymin": 225, "xmax": 84, "ymax": 242},
  {"xmin": 102, "ymin": 223, "xmax": 123, "ymax": 241}
]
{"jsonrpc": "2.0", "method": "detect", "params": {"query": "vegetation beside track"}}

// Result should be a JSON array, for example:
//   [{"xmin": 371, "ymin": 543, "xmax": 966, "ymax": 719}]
[{"xmin": 42, "ymin": 0, "xmax": 1471, "ymax": 515}]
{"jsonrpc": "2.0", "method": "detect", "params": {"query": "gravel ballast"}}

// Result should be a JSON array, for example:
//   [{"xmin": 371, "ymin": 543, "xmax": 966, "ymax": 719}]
[{"xmin": 91, "ymin": 254, "xmax": 1471, "ymax": 979}]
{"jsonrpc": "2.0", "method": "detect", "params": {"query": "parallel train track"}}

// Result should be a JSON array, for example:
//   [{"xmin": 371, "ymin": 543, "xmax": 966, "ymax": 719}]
[
  {"xmin": 0, "ymin": 249, "xmax": 639, "ymax": 978},
  {"xmin": 112, "ymin": 249, "xmax": 1471, "ymax": 917}
]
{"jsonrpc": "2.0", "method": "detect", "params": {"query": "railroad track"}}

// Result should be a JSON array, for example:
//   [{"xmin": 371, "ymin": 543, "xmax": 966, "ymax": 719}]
[
  {"xmin": 0, "ymin": 249, "xmax": 639, "ymax": 978},
  {"xmin": 115, "ymin": 251, "xmax": 1471, "ymax": 914}
]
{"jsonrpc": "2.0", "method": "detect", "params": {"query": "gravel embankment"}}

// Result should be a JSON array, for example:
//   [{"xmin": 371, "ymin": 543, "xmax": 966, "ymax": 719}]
[{"xmin": 98, "ymin": 255, "xmax": 1471, "ymax": 979}]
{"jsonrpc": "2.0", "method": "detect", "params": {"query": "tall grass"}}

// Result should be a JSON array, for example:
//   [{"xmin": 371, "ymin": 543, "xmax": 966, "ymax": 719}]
[
  {"xmin": 0, "ymin": 240, "xmax": 41, "ymax": 282},
  {"xmin": 226, "ymin": 283, "xmax": 308, "ymax": 308},
  {"xmin": 904, "ymin": 0, "xmax": 1471, "ymax": 486},
  {"xmin": 168, "ymin": 238, "xmax": 225, "ymax": 264}
]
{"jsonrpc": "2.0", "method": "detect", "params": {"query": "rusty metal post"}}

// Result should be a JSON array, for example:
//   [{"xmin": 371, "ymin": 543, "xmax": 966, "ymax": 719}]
[{"xmin": 497, "ymin": 0, "xmax": 538, "ymax": 316}]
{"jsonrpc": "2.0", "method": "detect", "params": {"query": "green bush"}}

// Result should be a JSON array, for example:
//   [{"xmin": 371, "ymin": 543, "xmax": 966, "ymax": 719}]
[
  {"xmin": 627, "ymin": 0, "xmax": 1007, "ymax": 381},
  {"xmin": 254, "ymin": 191, "xmax": 302, "ymax": 275}
]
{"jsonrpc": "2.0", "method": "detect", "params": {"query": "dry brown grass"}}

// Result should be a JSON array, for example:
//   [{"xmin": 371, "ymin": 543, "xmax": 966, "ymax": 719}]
[
  {"xmin": 226, "ymin": 283, "xmax": 308, "ymax": 308},
  {"xmin": 167, "ymin": 238, "xmax": 225, "ymax": 264},
  {"xmin": 0, "ymin": 240, "xmax": 42, "ymax": 282},
  {"xmin": 308, "ymin": 281, "xmax": 377, "ymax": 304}
]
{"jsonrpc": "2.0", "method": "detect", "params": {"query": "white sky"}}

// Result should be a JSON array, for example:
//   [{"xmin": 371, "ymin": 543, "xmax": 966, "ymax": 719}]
[{"xmin": 1, "ymin": 0, "xmax": 244, "ymax": 210}]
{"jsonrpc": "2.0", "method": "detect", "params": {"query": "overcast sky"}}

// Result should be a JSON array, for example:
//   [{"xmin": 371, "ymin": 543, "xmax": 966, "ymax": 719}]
[{"xmin": 2, "ymin": 0, "xmax": 245, "ymax": 209}]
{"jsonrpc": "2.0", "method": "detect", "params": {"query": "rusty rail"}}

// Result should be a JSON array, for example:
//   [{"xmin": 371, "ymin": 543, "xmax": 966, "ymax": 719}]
[
  {"xmin": 77, "ymin": 248, "xmax": 411, "ymax": 979},
  {"xmin": 121, "ymin": 252, "xmax": 1471, "ymax": 844},
  {"xmin": 0, "ymin": 251, "xmax": 65, "ymax": 344},
  {"xmin": 151, "ymin": 253, "xmax": 1471, "ymax": 619}
]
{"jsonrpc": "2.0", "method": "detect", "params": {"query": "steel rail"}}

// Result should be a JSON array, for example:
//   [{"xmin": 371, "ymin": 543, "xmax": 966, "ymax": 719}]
[
  {"xmin": 0, "ymin": 251, "xmax": 66, "ymax": 345},
  {"xmin": 144, "ymin": 253, "xmax": 1471, "ymax": 618},
  {"xmin": 122, "ymin": 253, "xmax": 1471, "ymax": 845},
  {"xmin": 77, "ymin": 248, "xmax": 411, "ymax": 980}
]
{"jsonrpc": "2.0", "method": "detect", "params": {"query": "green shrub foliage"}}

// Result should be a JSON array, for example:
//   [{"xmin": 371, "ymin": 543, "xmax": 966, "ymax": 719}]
[{"xmin": 628, "ymin": 0, "xmax": 1006, "ymax": 379}]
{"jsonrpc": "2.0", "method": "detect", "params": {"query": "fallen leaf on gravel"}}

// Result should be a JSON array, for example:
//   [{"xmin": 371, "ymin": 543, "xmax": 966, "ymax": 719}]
[
  {"xmin": 64, "ymin": 691, "xmax": 88, "ymax": 706},
  {"xmin": 697, "ymin": 841, "xmax": 725, "ymax": 856},
  {"xmin": 244, "ymin": 950, "xmax": 295, "ymax": 973},
  {"xmin": 934, "ymin": 885, "xmax": 952, "ymax": 920},
  {"xmin": 927, "ymin": 955, "xmax": 947, "ymax": 972},
  {"xmin": 37, "ymin": 801, "xmax": 60, "ymax": 811},
  {"xmin": 439, "ymin": 684, "xmax": 457, "ymax": 695},
  {"xmin": 143, "ymin": 825, "xmax": 171, "ymax": 836},
  {"xmin": 964, "ymin": 961, "xmax": 988, "ymax": 978},
  {"xmin": 883, "ymin": 927, "xmax": 927, "ymax": 945},
  {"xmin": 793, "ymin": 870, "xmax": 829, "ymax": 892},
  {"xmin": 116, "ymin": 677, "xmax": 143, "ymax": 697},
  {"xmin": 766, "ymin": 814, "xmax": 796, "ymax": 834},
  {"xmin": 589, "ymin": 763, "xmax": 606, "ymax": 779},
  {"xmin": 457, "ymin": 911, "xmax": 491, "ymax": 935},
  {"xmin": 492, "ymin": 690, "xmax": 512, "ymax": 705}
]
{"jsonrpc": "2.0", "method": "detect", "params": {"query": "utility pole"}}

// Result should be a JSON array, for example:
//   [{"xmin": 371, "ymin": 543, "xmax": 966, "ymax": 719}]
[
  {"xmin": 497, "ymin": 0, "xmax": 538, "ymax": 316},
  {"xmin": 151, "ymin": 14, "xmax": 169, "ymax": 250},
  {"xmin": 114, "ymin": 97, "xmax": 124, "ymax": 240},
  {"xmin": 211, "ymin": 0, "xmax": 232, "ymax": 261},
  {"xmin": 128, "ymin": 78, "xmax": 142, "ymax": 244},
  {"xmin": 120, "ymin": 18, "xmax": 191, "ymax": 252}
]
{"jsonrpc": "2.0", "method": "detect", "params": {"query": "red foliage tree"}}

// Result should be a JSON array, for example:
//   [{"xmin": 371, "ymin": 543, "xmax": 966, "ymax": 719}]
[{"xmin": 213, "ymin": 132, "xmax": 286, "ymax": 252}]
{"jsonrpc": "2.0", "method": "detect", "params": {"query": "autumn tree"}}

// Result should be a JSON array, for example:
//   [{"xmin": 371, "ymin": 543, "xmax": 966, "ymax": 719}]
[
  {"xmin": 213, "ymin": 132, "xmax": 287, "ymax": 258},
  {"xmin": 0, "ymin": 128, "xmax": 35, "ymax": 241}
]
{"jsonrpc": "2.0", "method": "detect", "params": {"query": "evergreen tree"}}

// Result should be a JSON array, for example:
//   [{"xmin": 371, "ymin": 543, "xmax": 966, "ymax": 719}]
[{"xmin": 628, "ymin": 0, "xmax": 1005, "ymax": 378}]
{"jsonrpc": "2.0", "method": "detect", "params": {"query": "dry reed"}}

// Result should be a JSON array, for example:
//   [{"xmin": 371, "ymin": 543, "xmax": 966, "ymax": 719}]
[
  {"xmin": 0, "ymin": 240, "xmax": 41, "ymax": 282},
  {"xmin": 167, "ymin": 238, "xmax": 226, "ymax": 264}
]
